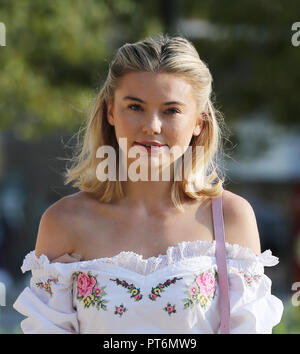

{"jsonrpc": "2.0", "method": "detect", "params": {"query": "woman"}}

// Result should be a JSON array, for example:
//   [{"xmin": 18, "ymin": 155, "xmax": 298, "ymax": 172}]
[{"xmin": 13, "ymin": 34, "xmax": 284, "ymax": 334}]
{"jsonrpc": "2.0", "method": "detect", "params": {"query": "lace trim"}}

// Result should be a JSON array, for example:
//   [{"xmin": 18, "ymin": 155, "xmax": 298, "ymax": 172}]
[
  {"xmin": 21, "ymin": 252, "xmax": 51, "ymax": 273},
  {"xmin": 21, "ymin": 240, "xmax": 279, "ymax": 276}
]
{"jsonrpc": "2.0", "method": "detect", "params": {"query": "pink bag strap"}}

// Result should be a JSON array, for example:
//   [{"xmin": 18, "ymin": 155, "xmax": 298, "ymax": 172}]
[{"xmin": 212, "ymin": 194, "xmax": 230, "ymax": 334}]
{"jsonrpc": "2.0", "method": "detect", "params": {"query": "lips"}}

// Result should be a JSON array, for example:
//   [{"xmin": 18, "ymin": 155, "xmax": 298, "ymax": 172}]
[
  {"xmin": 133, "ymin": 142, "xmax": 167, "ymax": 153},
  {"xmin": 134, "ymin": 141, "xmax": 167, "ymax": 147}
]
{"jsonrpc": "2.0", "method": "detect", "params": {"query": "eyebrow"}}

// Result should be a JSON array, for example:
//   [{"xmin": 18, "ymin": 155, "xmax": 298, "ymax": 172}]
[{"xmin": 122, "ymin": 96, "xmax": 186, "ymax": 106}]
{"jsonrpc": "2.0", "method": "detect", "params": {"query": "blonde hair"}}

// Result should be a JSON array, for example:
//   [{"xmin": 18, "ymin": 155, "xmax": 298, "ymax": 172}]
[{"xmin": 62, "ymin": 34, "xmax": 232, "ymax": 212}]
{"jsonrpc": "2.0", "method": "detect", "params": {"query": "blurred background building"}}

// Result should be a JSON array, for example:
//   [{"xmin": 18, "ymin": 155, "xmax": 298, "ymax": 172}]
[{"xmin": 0, "ymin": 0, "xmax": 299, "ymax": 333}]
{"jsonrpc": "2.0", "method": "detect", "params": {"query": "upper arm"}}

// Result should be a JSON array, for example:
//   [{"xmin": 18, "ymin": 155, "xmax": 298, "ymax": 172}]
[
  {"xmin": 35, "ymin": 197, "xmax": 76, "ymax": 262},
  {"xmin": 222, "ymin": 191, "xmax": 262, "ymax": 256}
]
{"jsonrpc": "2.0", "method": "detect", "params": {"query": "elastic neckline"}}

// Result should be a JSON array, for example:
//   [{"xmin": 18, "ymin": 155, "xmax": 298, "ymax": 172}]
[{"xmin": 21, "ymin": 239, "xmax": 279, "ymax": 276}]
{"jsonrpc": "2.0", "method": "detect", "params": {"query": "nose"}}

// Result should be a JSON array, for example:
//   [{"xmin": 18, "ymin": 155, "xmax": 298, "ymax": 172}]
[{"xmin": 142, "ymin": 113, "xmax": 162, "ymax": 135}]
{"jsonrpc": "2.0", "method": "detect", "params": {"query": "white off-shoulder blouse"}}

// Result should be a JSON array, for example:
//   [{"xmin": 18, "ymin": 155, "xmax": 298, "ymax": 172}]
[{"xmin": 13, "ymin": 239, "xmax": 284, "ymax": 334}]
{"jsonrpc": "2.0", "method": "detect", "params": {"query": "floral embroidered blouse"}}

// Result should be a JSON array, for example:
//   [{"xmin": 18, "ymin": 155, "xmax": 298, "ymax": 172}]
[{"xmin": 13, "ymin": 240, "xmax": 284, "ymax": 334}]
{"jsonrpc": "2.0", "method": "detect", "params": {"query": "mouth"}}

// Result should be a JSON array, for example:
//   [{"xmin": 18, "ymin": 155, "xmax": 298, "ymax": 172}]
[
  {"xmin": 133, "ymin": 142, "xmax": 167, "ymax": 152},
  {"xmin": 134, "ymin": 142, "xmax": 167, "ymax": 148}
]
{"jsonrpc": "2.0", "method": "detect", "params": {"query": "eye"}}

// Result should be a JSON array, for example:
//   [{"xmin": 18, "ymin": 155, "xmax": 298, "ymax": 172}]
[
  {"xmin": 128, "ymin": 104, "xmax": 142, "ymax": 111},
  {"xmin": 128, "ymin": 104, "xmax": 180, "ymax": 115},
  {"xmin": 165, "ymin": 108, "xmax": 180, "ymax": 115}
]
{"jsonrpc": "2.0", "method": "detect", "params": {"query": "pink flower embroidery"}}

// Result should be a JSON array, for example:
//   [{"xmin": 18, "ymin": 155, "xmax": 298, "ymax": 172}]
[
  {"xmin": 116, "ymin": 306, "xmax": 124, "ymax": 314},
  {"xmin": 164, "ymin": 302, "xmax": 176, "ymax": 315},
  {"xmin": 35, "ymin": 277, "xmax": 58, "ymax": 296},
  {"xmin": 190, "ymin": 284, "xmax": 198, "ymax": 295},
  {"xmin": 114, "ymin": 304, "xmax": 127, "ymax": 317},
  {"xmin": 167, "ymin": 305, "xmax": 174, "ymax": 312},
  {"xmin": 77, "ymin": 272, "xmax": 96, "ymax": 297},
  {"xmin": 183, "ymin": 268, "xmax": 217, "ymax": 310},
  {"xmin": 73, "ymin": 271, "xmax": 108, "ymax": 311},
  {"xmin": 94, "ymin": 287, "xmax": 102, "ymax": 296},
  {"xmin": 234, "ymin": 269, "xmax": 262, "ymax": 286},
  {"xmin": 196, "ymin": 270, "xmax": 216, "ymax": 297},
  {"xmin": 245, "ymin": 275, "xmax": 252, "ymax": 282}
]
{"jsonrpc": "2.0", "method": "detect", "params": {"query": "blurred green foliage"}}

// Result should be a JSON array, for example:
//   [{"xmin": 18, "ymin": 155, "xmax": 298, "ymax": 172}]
[
  {"xmin": 0, "ymin": 0, "xmax": 299, "ymax": 142},
  {"xmin": 273, "ymin": 297, "xmax": 300, "ymax": 334},
  {"xmin": 0, "ymin": 0, "xmax": 164, "ymax": 141},
  {"xmin": 180, "ymin": 0, "xmax": 300, "ymax": 129},
  {"xmin": 0, "ymin": 323, "xmax": 22, "ymax": 334}
]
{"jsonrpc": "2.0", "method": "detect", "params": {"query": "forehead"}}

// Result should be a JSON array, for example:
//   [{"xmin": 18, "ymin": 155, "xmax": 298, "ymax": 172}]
[{"xmin": 115, "ymin": 71, "xmax": 195, "ymax": 103}]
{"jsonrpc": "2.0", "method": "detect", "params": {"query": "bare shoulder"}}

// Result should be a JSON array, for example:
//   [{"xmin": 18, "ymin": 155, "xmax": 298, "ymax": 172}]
[
  {"xmin": 221, "ymin": 190, "xmax": 261, "ymax": 255},
  {"xmin": 34, "ymin": 192, "xmax": 83, "ymax": 261}
]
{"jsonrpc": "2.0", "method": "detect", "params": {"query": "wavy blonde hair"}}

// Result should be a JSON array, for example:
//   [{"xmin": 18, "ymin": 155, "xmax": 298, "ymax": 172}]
[{"xmin": 63, "ymin": 34, "xmax": 232, "ymax": 212}]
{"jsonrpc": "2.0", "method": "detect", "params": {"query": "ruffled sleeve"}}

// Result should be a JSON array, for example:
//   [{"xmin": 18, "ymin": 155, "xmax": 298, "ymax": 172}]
[
  {"xmin": 218, "ymin": 248, "xmax": 284, "ymax": 334},
  {"xmin": 13, "ymin": 251, "xmax": 80, "ymax": 334}
]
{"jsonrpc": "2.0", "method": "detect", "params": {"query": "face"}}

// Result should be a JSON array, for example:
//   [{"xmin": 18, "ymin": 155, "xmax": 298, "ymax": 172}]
[{"xmin": 106, "ymin": 71, "xmax": 204, "ymax": 178}]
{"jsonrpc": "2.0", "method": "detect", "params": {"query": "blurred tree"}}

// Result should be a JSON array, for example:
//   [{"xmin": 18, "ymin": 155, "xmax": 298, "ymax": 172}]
[
  {"xmin": 0, "ymin": 0, "xmax": 299, "ymax": 142},
  {"xmin": 179, "ymin": 0, "xmax": 300, "ymax": 129},
  {"xmin": 272, "ymin": 297, "xmax": 300, "ymax": 334},
  {"xmin": 0, "ymin": 0, "xmax": 164, "ymax": 141}
]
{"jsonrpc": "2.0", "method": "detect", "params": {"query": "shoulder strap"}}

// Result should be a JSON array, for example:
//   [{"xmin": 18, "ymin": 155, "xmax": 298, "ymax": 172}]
[{"xmin": 212, "ymin": 194, "xmax": 230, "ymax": 334}]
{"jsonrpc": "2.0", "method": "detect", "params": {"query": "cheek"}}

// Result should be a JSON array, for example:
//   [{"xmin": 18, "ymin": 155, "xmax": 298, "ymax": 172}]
[
  {"xmin": 168, "ymin": 123, "xmax": 194, "ymax": 146},
  {"xmin": 114, "ymin": 108, "xmax": 138, "ymax": 135},
  {"xmin": 181, "ymin": 120, "xmax": 197, "ymax": 141}
]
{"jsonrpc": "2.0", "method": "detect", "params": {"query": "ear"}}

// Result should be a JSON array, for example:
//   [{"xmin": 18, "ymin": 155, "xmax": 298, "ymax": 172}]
[
  {"xmin": 192, "ymin": 113, "xmax": 205, "ymax": 136},
  {"xmin": 107, "ymin": 101, "xmax": 115, "ymax": 126}
]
